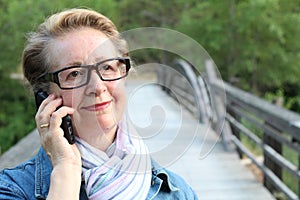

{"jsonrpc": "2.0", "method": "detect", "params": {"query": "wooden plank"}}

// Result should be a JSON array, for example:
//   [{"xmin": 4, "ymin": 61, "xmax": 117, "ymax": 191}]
[
  {"xmin": 213, "ymin": 79, "xmax": 300, "ymax": 141},
  {"xmin": 0, "ymin": 129, "xmax": 40, "ymax": 169},
  {"xmin": 264, "ymin": 145, "xmax": 300, "ymax": 179},
  {"xmin": 229, "ymin": 105, "xmax": 300, "ymax": 154}
]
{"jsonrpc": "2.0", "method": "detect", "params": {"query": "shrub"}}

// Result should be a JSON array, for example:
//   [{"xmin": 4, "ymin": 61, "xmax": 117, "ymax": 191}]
[{"xmin": 0, "ymin": 76, "xmax": 36, "ymax": 154}]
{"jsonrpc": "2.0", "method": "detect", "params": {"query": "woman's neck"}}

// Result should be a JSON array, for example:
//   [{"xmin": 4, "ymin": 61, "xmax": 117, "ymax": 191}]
[{"xmin": 77, "ymin": 125, "xmax": 117, "ymax": 152}]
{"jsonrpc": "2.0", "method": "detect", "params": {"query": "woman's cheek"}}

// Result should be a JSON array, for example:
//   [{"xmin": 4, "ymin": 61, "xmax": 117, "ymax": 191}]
[
  {"xmin": 114, "ymin": 84, "xmax": 127, "ymax": 111},
  {"xmin": 110, "ymin": 79, "xmax": 126, "ymax": 96},
  {"xmin": 61, "ymin": 91, "xmax": 77, "ymax": 108}
]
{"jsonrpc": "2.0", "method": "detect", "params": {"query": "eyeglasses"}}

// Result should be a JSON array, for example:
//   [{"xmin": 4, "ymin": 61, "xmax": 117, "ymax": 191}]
[{"xmin": 41, "ymin": 57, "xmax": 131, "ymax": 89}]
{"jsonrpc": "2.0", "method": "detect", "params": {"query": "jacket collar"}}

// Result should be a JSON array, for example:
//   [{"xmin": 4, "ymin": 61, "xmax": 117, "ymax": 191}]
[{"xmin": 151, "ymin": 159, "xmax": 179, "ymax": 192}]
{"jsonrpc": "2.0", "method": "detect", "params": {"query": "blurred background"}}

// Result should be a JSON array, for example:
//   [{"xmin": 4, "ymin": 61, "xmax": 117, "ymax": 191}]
[{"xmin": 1, "ymin": 0, "xmax": 299, "ymax": 156}]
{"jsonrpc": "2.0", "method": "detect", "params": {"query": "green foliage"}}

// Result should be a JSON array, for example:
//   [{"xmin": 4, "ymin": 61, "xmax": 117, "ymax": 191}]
[
  {"xmin": 176, "ymin": 0, "xmax": 300, "ymax": 98},
  {"xmin": 282, "ymin": 145, "xmax": 298, "ymax": 195},
  {"xmin": 0, "ymin": 0, "xmax": 117, "ymax": 76},
  {"xmin": 264, "ymin": 88, "xmax": 300, "ymax": 111},
  {"xmin": 0, "ymin": 77, "xmax": 36, "ymax": 154}
]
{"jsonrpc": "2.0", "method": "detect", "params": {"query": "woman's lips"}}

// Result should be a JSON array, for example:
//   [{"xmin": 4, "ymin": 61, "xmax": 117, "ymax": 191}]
[{"xmin": 82, "ymin": 100, "xmax": 112, "ymax": 111}]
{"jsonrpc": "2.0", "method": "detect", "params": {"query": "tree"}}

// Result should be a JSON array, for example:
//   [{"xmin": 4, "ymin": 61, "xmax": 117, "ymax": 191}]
[{"xmin": 176, "ymin": 0, "xmax": 300, "ymax": 98}]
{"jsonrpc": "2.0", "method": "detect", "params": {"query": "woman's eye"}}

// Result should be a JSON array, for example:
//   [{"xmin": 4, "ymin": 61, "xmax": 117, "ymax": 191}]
[
  {"xmin": 71, "ymin": 71, "xmax": 79, "ymax": 77},
  {"xmin": 66, "ymin": 70, "xmax": 84, "ymax": 80},
  {"xmin": 102, "ymin": 65, "xmax": 112, "ymax": 71}
]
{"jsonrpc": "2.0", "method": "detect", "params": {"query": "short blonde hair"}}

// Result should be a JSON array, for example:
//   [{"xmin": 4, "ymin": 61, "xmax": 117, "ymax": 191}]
[{"xmin": 23, "ymin": 8, "xmax": 128, "ymax": 91}]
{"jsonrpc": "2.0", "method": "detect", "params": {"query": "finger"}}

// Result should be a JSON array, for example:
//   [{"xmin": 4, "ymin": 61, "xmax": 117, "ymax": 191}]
[
  {"xmin": 35, "ymin": 97, "xmax": 62, "ymax": 126},
  {"xmin": 35, "ymin": 94, "xmax": 57, "ymax": 122},
  {"xmin": 40, "ymin": 108, "xmax": 75, "ymax": 152},
  {"xmin": 49, "ymin": 106, "xmax": 75, "ymax": 130},
  {"xmin": 36, "ymin": 93, "xmax": 55, "ymax": 115},
  {"xmin": 40, "ymin": 97, "xmax": 63, "ymax": 116}
]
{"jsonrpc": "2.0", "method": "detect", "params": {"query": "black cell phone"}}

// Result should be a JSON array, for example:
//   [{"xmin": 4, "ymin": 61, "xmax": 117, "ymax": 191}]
[{"xmin": 34, "ymin": 90, "xmax": 75, "ymax": 144}]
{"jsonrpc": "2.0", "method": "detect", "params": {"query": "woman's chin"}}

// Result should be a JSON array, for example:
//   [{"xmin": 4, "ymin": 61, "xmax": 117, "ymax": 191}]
[{"xmin": 73, "ymin": 109, "xmax": 121, "ymax": 135}]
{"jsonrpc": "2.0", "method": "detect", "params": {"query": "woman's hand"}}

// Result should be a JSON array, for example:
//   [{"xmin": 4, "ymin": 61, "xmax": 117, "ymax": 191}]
[{"xmin": 35, "ymin": 94, "xmax": 82, "ymax": 199}]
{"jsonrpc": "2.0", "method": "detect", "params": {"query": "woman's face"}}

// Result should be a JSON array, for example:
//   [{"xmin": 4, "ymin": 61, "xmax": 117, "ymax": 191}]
[{"xmin": 48, "ymin": 28, "xmax": 127, "ymax": 139}]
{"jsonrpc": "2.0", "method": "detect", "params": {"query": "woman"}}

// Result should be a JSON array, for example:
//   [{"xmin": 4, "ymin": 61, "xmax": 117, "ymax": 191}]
[{"xmin": 0, "ymin": 8, "xmax": 198, "ymax": 199}]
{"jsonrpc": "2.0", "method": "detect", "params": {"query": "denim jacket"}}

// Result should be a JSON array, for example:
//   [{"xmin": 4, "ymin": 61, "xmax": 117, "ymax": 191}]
[{"xmin": 0, "ymin": 147, "xmax": 198, "ymax": 199}]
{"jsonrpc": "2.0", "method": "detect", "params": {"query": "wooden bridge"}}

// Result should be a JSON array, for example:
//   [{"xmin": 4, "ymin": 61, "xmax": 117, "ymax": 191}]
[{"xmin": 1, "ymin": 59, "xmax": 300, "ymax": 199}]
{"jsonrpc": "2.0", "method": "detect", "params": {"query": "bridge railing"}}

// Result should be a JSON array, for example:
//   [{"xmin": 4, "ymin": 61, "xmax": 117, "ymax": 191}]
[
  {"xmin": 156, "ymin": 59, "xmax": 212, "ymax": 124},
  {"xmin": 158, "ymin": 59, "xmax": 300, "ymax": 200},
  {"xmin": 205, "ymin": 59, "xmax": 300, "ymax": 199}
]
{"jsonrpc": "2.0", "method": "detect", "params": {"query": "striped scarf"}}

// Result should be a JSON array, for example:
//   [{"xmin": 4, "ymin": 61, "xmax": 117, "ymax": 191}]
[{"xmin": 75, "ymin": 118, "xmax": 152, "ymax": 200}]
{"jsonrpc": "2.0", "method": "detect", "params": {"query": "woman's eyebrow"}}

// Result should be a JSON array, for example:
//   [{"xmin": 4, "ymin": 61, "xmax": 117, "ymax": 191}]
[
  {"xmin": 65, "ymin": 56, "xmax": 117, "ymax": 67},
  {"xmin": 69, "ymin": 61, "xmax": 83, "ymax": 66},
  {"xmin": 93, "ymin": 55, "xmax": 120, "ymax": 63},
  {"xmin": 59, "ymin": 60, "xmax": 84, "ymax": 67}
]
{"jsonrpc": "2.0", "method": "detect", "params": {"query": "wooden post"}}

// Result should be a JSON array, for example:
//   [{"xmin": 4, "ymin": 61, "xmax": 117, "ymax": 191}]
[
  {"xmin": 263, "ymin": 122, "xmax": 282, "ymax": 195},
  {"xmin": 227, "ymin": 106, "xmax": 243, "ymax": 159},
  {"xmin": 205, "ymin": 60, "xmax": 234, "ymax": 151},
  {"xmin": 174, "ymin": 60, "xmax": 209, "ymax": 124},
  {"xmin": 290, "ymin": 121, "xmax": 300, "ymax": 198}
]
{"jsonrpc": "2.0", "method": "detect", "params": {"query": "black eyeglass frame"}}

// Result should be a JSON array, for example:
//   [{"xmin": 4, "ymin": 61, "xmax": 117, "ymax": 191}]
[{"xmin": 40, "ymin": 57, "xmax": 131, "ymax": 90}]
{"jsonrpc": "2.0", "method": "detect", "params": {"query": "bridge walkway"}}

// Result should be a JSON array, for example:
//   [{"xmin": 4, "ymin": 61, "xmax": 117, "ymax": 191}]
[{"xmin": 0, "ymin": 79, "xmax": 275, "ymax": 199}]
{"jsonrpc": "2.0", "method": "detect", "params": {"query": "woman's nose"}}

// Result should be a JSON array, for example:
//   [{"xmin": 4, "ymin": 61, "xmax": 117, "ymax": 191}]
[{"xmin": 86, "ymin": 70, "xmax": 107, "ymax": 95}]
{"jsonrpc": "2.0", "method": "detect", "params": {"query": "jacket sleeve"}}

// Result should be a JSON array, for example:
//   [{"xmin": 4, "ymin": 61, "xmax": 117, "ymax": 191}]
[{"xmin": 0, "ymin": 180, "xmax": 27, "ymax": 200}]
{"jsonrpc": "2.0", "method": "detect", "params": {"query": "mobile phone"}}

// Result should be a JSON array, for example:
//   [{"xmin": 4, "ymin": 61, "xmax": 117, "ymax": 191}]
[{"xmin": 34, "ymin": 90, "xmax": 75, "ymax": 144}]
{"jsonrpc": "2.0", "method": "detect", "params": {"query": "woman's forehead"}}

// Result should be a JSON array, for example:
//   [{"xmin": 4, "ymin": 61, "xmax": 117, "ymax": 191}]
[{"xmin": 48, "ymin": 28, "xmax": 118, "ymax": 69}]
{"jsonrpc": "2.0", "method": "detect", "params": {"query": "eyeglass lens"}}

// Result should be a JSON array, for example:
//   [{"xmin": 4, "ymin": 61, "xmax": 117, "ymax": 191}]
[{"xmin": 57, "ymin": 58, "xmax": 128, "ymax": 88}]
